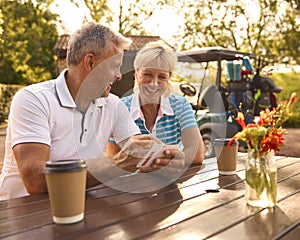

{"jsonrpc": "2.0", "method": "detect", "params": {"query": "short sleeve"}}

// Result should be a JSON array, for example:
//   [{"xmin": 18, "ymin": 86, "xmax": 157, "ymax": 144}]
[
  {"xmin": 9, "ymin": 88, "xmax": 51, "ymax": 147},
  {"xmin": 178, "ymin": 96, "xmax": 198, "ymax": 132},
  {"xmin": 110, "ymin": 100, "xmax": 140, "ymax": 144}
]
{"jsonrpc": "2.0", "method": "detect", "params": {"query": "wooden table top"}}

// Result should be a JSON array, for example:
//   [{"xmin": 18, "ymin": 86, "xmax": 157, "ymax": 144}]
[{"xmin": 1, "ymin": 153, "xmax": 300, "ymax": 239}]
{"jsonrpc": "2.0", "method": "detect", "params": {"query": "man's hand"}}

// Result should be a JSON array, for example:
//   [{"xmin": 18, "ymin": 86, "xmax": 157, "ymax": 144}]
[
  {"xmin": 140, "ymin": 147, "xmax": 186, "ymax": 177},
  {"xmin": 87, "ymin": 135, "xmax": 186, "ymax": 192},
  {"xmin": 112, "ymin": 134, "xmax": 162, "ymax": 172},
  {"xmin": 113, "ymin": 134, "xmax": 186, "ymax": 177}
]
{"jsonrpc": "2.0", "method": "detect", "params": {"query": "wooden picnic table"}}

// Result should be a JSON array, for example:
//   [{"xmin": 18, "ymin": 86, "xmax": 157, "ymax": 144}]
[{"xmin": 0, "ymin": 153, "xmax": 299, "ymax": 239}]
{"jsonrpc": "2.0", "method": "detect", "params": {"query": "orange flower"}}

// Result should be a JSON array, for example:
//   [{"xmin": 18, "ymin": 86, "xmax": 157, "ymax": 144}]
[
  {"xmin": 261, "ymin": 127, "xmax": 286, "ymax": 153},
  {"xmin": 287, "ymin": 92, "xmax": 297, "ymax": 110},
  {"xmin": 228, "ymin": 136, "xmax": 237, "ymax": 147},
  {"xmin": 257, "ymin": 108, "xmax": 274, "ymax": 126},
  {"xmin": 229, "ymin": 92, "xmax": 296, "ymax": 154}
]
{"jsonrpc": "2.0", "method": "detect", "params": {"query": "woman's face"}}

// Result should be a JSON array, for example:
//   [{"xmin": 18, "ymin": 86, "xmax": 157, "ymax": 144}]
[{"xmin": 136, "ymin": 68, "xmax": 171, "ymax": 103}]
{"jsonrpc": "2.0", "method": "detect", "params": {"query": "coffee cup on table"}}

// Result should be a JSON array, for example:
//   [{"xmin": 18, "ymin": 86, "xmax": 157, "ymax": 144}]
[
  {"xmin": 44, "ymin": 160, "xmax": 87, "ymax": 224},
  {"xmin": 213, "ymin": 139, "xmax": 239, "ymax": 175}
]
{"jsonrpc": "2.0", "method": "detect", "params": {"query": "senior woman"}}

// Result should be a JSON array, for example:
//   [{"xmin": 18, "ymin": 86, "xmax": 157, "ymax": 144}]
[{"xmin": 106, "ymin": 41, "xmax": 205, "ymax": 165}]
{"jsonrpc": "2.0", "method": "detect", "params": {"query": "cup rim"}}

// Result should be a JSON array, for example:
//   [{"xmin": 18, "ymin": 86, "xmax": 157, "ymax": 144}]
[
  {"xmin": 44, "ymin": 159, "xmax": 87, "ymax": 173},
  {"xmin": 213, "ymin": 138, "xmax": 238, "ymax": 146}
]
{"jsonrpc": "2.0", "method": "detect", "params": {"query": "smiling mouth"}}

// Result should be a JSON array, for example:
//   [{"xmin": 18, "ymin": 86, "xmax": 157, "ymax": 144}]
[
  {"xmin": 109, "ymin": 80, "xmax": 115, "ymax": 86},
  {"xmin": 109, "ymin": 77, "xmax": 119, "ymax": 86},
  {"xmin": 145, "ymin": 87, "xmax": 160, "ymax": 93}
]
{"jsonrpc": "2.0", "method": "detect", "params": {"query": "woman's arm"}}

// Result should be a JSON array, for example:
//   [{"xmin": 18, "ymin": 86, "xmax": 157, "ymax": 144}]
[{"xmin": 181, "ymin": 127, "xmax": 205, "ymax": 165}]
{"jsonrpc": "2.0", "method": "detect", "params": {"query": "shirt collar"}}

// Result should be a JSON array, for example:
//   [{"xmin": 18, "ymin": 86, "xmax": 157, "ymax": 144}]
[
  {"xmin": 130, "ymin": 91, "xmax": 174, "ymax": 120},
  {"xmin": 95, "ymin": 98, "xmax": 107, "ymax": 107},
  {"xmin": 161, "ymin": 93, "xmax": 174, "ymax": 115},
  {"xmin": 56, "ymin": 69, "xmax": 107, "ymax": 109},
  {"xmin": 55, "ymin": 69, "xmax": 76, "ymax": 108}
]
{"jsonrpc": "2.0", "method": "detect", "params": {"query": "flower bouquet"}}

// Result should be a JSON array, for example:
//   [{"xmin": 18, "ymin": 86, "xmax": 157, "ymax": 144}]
[{"xmin": 229, "ymin": 92, "xmax": 297, "ymax": 207}]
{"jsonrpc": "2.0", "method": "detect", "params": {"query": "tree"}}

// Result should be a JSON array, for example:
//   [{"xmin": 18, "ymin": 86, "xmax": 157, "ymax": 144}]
[
  {"xmin": 285, "ymin": 0, "xmax": 300, "ymax": 10},
  {"xmin": 117, "ymin": 0, "xmax": 157, "ymax": 35},
  {"xmin": 70, "ymin": 0, "xmax": 114, "ymax": 23},
  {"xmin": 0, "ymin": 0, "xmax": 59, "ymax": 85},
  {"xmin": 173, "ymin": 0, "xmax": 300, "ymax": 67},
  {"xmin": 76, "ymin": 0, "xmax": 165, "ymax": 35}
]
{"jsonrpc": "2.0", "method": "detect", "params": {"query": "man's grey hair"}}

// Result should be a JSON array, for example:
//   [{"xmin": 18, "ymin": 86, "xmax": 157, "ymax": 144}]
[{"xmin": 67, "ymin": 22, "xmax": 132, "ymax": 66}]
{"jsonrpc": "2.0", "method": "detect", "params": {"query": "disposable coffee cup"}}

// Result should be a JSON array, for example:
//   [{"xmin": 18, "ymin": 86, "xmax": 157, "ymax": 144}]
[
  {"xmin": 213, "ymin": 139, "xmax": 238, "ymax": 175},
  {"xmin": 44, "ymin": 160, "xmax": 87, "ymax": 224}
]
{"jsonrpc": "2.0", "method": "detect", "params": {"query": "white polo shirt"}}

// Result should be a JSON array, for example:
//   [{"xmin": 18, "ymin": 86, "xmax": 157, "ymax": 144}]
[{"xmin": 0, "ymin": 69, "xmax": 140, "ymax": 200}]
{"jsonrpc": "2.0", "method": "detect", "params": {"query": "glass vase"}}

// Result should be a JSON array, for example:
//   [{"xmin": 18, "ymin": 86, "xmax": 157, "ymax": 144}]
[{"xmin": 245, "ymin": 150, "xmax": 277, "ymax": 208}]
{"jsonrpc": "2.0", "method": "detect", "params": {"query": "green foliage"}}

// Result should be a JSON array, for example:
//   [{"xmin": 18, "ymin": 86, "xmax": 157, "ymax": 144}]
[
  {"xmin": 70, "ymin": 0, "xmax": 113, "ymax": 23},
  {"xmin": 117, "ymin": 0, "xmax": 157, "ymax": 35},
  {"xmin": 174, "ymin": 0, "xmax": 300, "ymax": 68},
  {"xmin": 0, "ymin": 0, "xmax": 58, "ymax": 85},
  {"xmin": 0, "ymin": 84, "xmax": 23, "ymax": 123},
  {"xmin": 271, "ymin": 71, "xmax": 300, "ymax": 127},
  {"xmin": 79, "ymin": 0, "xmax": 165, "ymax": 35}
]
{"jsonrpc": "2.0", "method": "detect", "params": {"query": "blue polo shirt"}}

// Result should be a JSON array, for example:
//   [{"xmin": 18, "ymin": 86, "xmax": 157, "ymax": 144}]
[{"xmin": 121, "ymin": 93, "xmax": 197, "ymax": 146}]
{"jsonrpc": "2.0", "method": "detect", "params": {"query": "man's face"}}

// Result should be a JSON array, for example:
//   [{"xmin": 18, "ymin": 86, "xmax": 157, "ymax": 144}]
[
  {"xmin": 78, "ymin": 48, "xmax": 123, "ymax": 102},
  {"xmin": 99, "ymin": 51, "xmax": 123, "ymax": 97}
]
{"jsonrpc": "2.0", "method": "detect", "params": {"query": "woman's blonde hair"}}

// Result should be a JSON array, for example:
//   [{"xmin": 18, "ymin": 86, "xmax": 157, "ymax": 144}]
[{"xmin": 133, "ymin": 40, "xmax": 177, "ymax": 73}]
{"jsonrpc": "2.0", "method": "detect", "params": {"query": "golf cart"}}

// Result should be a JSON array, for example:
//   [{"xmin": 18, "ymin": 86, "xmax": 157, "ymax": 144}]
[{"xmin": 175, "ymin": 47, "xmax": 281, "ymax": 158}]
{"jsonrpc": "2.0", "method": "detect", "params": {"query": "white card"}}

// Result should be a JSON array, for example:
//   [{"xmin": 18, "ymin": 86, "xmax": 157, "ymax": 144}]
[{"xmin": 136, "ymin": 143, "xmax": 165, "ymax": 168}]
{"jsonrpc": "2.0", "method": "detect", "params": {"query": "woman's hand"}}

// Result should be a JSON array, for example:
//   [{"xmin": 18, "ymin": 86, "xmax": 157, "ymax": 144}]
[
  {"xmin": 139, "ymin": 147, "xmax": 186, "ymax": 181},
  {"xmin": 112, "ymin": 134, "xmax": 163, "ymax": 172}
]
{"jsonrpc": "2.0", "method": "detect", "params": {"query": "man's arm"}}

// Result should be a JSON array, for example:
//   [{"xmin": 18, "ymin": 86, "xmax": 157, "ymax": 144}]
[
  {"xmin": 13, "ymin": 142, "xmax": 107, "ymax": 192},
  {"xmin": 13, "ymin": 136, "xmax": 156, "ymax": 194},
  {"xmin": 13, "ymin": 135, "xmax": 154, "ymax": 194},
  {"xmin": 13, "ymin": 143, "xmax": 50, "ymax": 194},
  {"xmin": 105, "ymin": 141, "xmax": 120, "ymax": 157}
]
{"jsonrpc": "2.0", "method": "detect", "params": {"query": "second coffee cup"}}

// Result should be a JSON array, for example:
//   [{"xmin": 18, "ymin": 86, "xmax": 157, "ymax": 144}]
[{"xmin": 213, "ymin": 139, "xmax": 238, "ymax": 175}]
